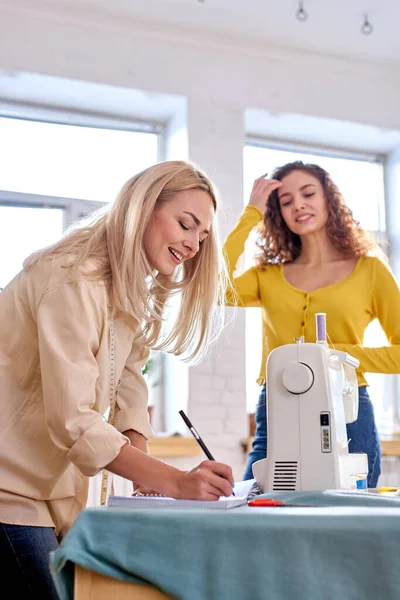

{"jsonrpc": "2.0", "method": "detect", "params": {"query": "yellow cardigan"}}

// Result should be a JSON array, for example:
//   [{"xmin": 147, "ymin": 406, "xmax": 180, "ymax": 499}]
[{"xmin": 224, "ymin": 205, "xmax": 400, "ymax": 387}]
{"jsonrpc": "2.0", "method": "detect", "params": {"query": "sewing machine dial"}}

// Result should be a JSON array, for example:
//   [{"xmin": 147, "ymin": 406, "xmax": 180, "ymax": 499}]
[{"xmin": 282, "ymin": 362, "xmax": 314, "ymax": 394}]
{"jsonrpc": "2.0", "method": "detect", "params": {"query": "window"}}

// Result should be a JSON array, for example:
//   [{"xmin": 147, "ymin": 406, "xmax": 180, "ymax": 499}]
[
  {"xmin": 0, "ymin": 114, "xmax": 160, "ymax": 286},
  {"xmin": 243, "ymin": 142, "xmax": 393, "ymax": 435},
  {"xmin": 0, "ymin": 116, "xmax": 159, "ymax": 203},
  {"xmin": 0, "ymin": 111, "xmax": 161, "ymax": 421},
  {"xmin": 243, "ymin": 143, "xmax": 385, "ymax": 232},
  {"xmin": 0, "ymin": 203, "xmax": 64, "ymax": 288}
]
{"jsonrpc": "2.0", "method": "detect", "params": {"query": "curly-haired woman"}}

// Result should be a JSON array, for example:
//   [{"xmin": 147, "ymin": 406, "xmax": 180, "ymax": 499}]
[{"xmin": 224, "ymin": 161, "xmax": 400, "ymax": 487}]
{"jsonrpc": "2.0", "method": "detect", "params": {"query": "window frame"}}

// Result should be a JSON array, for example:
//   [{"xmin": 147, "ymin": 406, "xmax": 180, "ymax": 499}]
[
  {"xmin": 0, "ymin": 109, "xmax": 164, "ymax": 204},
  {"xmin": 0, "ymin": 190, "xmax": 105, "ymax": 230},
  {"xmin": 0, "ymin": 102, "xmax": 164, "ymax": 137}
]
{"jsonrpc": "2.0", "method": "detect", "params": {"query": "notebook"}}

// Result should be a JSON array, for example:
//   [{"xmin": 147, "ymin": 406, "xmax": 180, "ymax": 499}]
[{"xmin": 107, "ymin": 494, "xmax": 247, "ymax": 510}]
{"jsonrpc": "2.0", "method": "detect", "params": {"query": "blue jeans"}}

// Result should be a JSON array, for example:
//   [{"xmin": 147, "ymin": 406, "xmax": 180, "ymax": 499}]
[
  {"xmin": 243, "ymin": 384, "xmax": 381, "ymax": 488},
  {"xmin": 0, "ymin": 523, "xmax": 60, "ymax": 598}
]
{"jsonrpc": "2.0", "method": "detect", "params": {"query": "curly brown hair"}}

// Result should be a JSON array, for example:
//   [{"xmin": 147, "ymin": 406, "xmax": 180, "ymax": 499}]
[{"xmin": 255, "ymin": 161, "xmax": 378, "ymax": 266}]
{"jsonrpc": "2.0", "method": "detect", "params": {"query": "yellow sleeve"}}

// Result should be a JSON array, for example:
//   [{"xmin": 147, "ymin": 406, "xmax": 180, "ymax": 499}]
[
  {"xmin": 336, "ymin": 258, "xmax": 400, "ymax": 374},
  {"xmin": 113, "ymin": 341, "xmax": 154, "ymax": 441},
  {"xmin": 37, "ymin": 280, "xmax": 130, "ymax": 477},
  {"xmin": 223, "ymin": 205, "xmax": 263, "ymax": 307}
]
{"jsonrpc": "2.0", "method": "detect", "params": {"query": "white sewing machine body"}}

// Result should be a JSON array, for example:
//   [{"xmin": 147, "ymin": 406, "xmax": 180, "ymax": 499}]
[{"xmin": 252, "ymin": 336, "xmax": 368, "ymax": 493}]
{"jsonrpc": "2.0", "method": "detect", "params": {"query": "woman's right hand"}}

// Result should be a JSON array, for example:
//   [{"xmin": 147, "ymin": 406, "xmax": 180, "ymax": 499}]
[
  {"xmin": 171, "ymin": 460, "xmax": 234, "ymax": 500},
  {"xmin": 248, "ymin": 174, "xmax": 282, "ymax": 213}
]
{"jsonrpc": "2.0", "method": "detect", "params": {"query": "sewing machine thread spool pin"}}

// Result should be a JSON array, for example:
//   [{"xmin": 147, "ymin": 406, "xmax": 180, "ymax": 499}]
[{"xmin": 315, "ymin": 313, "xmax": 328, "ymax": 346}]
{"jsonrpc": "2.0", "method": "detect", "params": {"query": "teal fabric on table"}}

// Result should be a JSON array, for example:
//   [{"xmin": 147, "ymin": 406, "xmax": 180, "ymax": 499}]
[
  {"xmin": 50, "ymin": 490, "xmax": 400, "ymax": 600},
  {"xmin": 260, "ymin": 488, "xmax": 400, "ymax": 507}
]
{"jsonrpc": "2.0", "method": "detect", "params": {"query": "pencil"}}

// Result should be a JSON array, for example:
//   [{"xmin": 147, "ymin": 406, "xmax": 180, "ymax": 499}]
[{"xmin": 178, "ymin": 409, "xmax": 235, "ymax": 496}]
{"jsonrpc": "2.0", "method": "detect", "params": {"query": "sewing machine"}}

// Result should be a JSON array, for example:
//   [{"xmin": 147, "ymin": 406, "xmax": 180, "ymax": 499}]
[{"xmin": 252, "ymin": 313, "xmax": 368, "ymax": 492}]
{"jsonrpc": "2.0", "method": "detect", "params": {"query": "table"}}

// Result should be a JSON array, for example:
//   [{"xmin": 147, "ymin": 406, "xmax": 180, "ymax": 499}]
[
  {"xmin": 74, "ymin": 565, "xmax": 171, "ymax": 599},
  {"xmin": 51, "ymin": 490, "xmax": 400, "ymax": 600}
]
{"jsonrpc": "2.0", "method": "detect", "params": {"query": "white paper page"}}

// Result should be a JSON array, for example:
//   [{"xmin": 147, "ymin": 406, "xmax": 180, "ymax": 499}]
[{"xmin": 230, "ymin": 479, "xmax": 257, "ymax": 498}]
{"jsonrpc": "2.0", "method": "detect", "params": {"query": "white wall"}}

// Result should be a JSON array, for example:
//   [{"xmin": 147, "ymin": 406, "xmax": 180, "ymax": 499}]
[
  {"xmin": 1, "ymin": 2, "xmax": 400, "ymax": 484},
  {"xmin": 2, "ymin": 4, "xmax": 400, "ymax": 129}
]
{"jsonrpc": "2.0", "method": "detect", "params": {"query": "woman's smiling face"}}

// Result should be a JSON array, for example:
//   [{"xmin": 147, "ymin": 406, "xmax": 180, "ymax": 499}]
[
  {"xmin": 143, "ymin": 188, "xmax": 215, "ymax": 275},
  {"xmin": 278, "ymin": 170, "xmax": 329, "ymax": 236}
]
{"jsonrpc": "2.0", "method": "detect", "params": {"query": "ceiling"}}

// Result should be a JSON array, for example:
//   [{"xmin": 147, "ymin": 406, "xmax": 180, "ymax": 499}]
[{"xmin": 14, "ymin": 0, "xmax": 400, "ymax": 65}]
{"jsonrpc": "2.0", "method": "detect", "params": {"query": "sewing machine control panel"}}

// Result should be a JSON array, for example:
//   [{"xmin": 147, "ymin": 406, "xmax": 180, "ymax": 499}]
[{"xmin": 320, "ymin": 412, "xmax": 332, "ymax": 453}]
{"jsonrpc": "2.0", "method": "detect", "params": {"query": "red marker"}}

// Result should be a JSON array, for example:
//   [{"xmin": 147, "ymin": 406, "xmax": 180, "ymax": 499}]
[{"xmin": 248, "ymin": 498, "xmax": 284, "ymax": 507}]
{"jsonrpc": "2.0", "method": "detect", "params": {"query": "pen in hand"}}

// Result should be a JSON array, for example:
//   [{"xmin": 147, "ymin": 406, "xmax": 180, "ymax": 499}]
[{"xmin": 178, "ymin": 409, "xmax": 235, "ymax": 496}]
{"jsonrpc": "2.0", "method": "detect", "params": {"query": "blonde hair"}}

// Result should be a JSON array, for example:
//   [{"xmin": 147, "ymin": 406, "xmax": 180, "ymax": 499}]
[{"xmin": 25, "ymin": 160, "xmax": 230, "ymax": 362}]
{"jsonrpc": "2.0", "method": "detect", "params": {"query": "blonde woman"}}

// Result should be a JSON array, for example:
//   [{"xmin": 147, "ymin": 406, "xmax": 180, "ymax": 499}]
[{"xmin": 0, "ymin": 160, "xmax": 234, "ymax": 599}]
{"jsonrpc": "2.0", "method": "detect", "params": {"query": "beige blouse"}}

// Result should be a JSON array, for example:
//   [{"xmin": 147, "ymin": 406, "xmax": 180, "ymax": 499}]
[{"xmin": 0, "ymin": 256, "xmax": 153, "ymax": 537}]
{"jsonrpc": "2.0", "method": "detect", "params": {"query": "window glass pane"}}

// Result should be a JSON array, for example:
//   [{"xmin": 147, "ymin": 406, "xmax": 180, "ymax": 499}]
[
  {"xmin": 243, "ymin": 144, "xmax": 385, "ymax": 232},
  {"xmin": 0, "ymin": 117, "xmax": 158, "ymax": 202},
  {"xmin": 0, "ymin": 205, "xmax": 64, "ymax": 288}
]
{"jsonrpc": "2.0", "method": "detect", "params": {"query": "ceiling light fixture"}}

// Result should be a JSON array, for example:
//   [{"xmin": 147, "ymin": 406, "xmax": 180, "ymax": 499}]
[
  {"xmin": 360, "ymin": 14, "xmax": 374, "ymax": 35},
  {"xmin": 295, "ymin": 1, "xmax": 308, "ymax": 23}
]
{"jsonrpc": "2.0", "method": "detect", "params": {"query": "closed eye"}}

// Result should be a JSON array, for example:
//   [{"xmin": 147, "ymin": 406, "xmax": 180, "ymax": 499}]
[
  {"xmin": 179, "ymin": 221, "xmax": 190, "ymax": 231},
  {"xmin": 304, "ymin": 193, "xmax": 315, "ymax": 198},
  {"xmin": 281, "ymin": 200, "xmax": 292, "ymax": 207}
]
